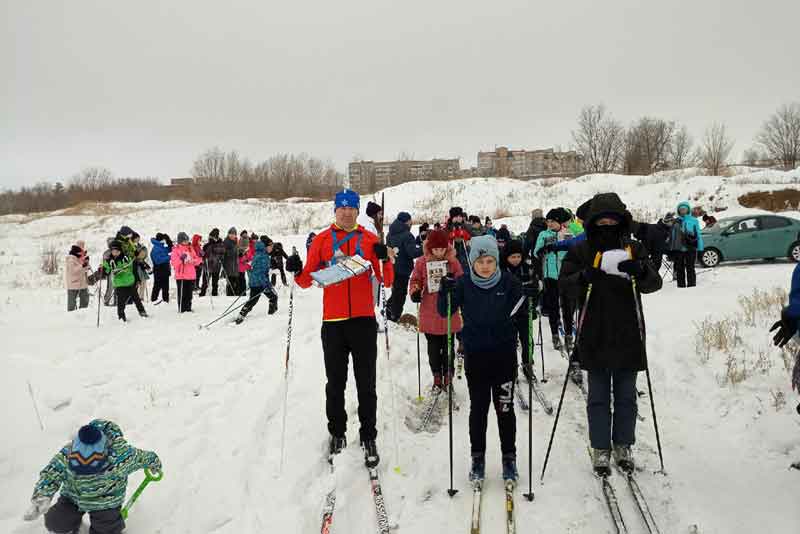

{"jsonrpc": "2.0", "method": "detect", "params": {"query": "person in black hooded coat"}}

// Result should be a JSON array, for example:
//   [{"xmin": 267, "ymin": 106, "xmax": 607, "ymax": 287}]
[{"xmin": 559, "ymin": 192, "xmax": 662, "ymax": 475}]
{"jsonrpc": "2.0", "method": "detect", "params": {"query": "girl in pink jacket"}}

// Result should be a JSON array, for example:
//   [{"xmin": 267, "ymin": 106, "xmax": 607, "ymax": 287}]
[
  {"xmin": 170, "ymin": 232, "xmax": 202, "ymax": 313},
  {"xmin": 408, "ymin": 229, "xmax": 464, "ymax": 389}
]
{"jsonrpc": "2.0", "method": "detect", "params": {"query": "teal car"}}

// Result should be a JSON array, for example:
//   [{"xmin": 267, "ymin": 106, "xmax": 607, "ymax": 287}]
[{"xmin": 699, "ymin": 214, "xmax": 800, "ymax": 267}]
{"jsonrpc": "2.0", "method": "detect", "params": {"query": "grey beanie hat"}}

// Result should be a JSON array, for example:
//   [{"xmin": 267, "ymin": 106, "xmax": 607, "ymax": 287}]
[
  {"xmin": 228, "ymin": 227, "xmax": 237, "ymax": 235},
  {"xmin": 177, "ymin": 232, "xmax": 189, "ymax": 243}
]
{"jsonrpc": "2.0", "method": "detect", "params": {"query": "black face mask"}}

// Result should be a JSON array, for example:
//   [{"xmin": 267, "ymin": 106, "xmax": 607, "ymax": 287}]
[{"xmin": 590, "ymin": 225, "xmax": 624, "ymax": 251}]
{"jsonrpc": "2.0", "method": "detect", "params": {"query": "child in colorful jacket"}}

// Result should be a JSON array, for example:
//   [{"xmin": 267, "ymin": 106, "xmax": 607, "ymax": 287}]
[
  {"xmin": 170, "ymin": 232, "xmax": 202, "ymax": 313},
  {"xmin": 534, "ymin": 208, "xmax": 574, "ymax": 352},
  {"xmin": 24, "ymin": 419, "xmax": 161, "ymax": 534},
  {"xmin": 235, "ymin": 240, "xmax": 278, "ymax": 324},
  {"xmin": 103, "ymin": 240, "xmax": 147, "ymax": 321},
  {"xmin": 409, "ymin": 229, "xmax": 464, "ymax": 388}
]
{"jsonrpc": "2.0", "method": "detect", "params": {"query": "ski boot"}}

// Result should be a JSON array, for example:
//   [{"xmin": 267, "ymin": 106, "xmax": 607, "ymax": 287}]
[
  {"xmin": 139, "ymin": 311, "xmax": 148, "ymax": 318},
  {"xmin": 613, "ymin": 445, "xmax": 634, "ymax": 472},
  {"xmin": 469, "ymin": 453, "xmax": 486, "ymax": 482},
  {"xmin": 552, "ymin": 335, "xmax": 563, "ymax": 352},
  {"xmin": 361, "ymin": 440, "xmax": 380, "ymax": 468},
  {"xmin": 234, "ymin": 315, "xmax": 245, "ymax": 325},
  {"xmin": 119, "ymin": 316, "xmax": 127, "ymax": 323},
  {"xmin": 267, "ymin": 293, "xmax": 278, "ymax": 315},
  {"xmin": 592, "ymin": 448, "xmax": 612, "ymax": 477},
  {"xmin": 328, "ymin": 434, "xmax": 346, "ymax": 456},
  {"xmin": 564, "ymin": 334, "xmax": 574, "ymax": 354},
  {"xmin": 502, "ymin": 453, "xmax": 518, "ymax": 483},
  {"xmin": 433, "ymin": 373, "xmax": 443, "ymax": 391},
  {"xmin": 568, "ymin": 360, "xmax": 583, "ymax": 385}
]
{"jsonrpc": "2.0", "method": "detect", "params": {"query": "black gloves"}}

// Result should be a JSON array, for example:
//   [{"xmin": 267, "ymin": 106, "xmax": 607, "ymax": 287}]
[
  {"xmin": 522, "ymin": 282, "xmax": 539, "ymax": 299},
  {"xmin": 581, "ymin": 267, "xmax": 605, "ymax": 285},
  {"xmin": 618, "ymin": 259, "xmax": 645, "ymax": 278},
  {"xmin": 286, "ymin": 254, "xmax": 303, "ymax": 275},
  {"xmin": 440, "ymin": 275, "xmax": 457, "ymax": 295},
  {"xmin": 771, "ymin": 307, "xmax": 798, "ymax": 348},
  {"xmin": 410, "ymin": 290, "xmax": 422, "ymax": 304},
  {"xmin": 542, "ymin": 244, "xmax": 557, "ymax": 255},
  {"xmin": 373, "ymin": 243, "xmax": 389, "ymax": 261}
]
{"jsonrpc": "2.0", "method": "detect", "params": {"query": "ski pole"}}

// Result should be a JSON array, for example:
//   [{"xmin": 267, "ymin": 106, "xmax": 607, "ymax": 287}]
[
  {"xmin": 538, "ymin": 294, "xmax": 546, "ymax": 383},
  {"xmin": 121, "ymin": 468, "xmax": 163, "ymax": 520},
  {"xmin": 96, "ymin": 275, "xmax": 103, "ymax": 328},
  {"xmin": 630, "ymin": 266, "xmax": 665, "ymax": 474},
  {"xmin": 524, "ymin": 295, "xmax": 535, "ymax": 501},
  {"xmin": 199, "ymin": 289, "xmax": 266, "ymax": 329},
  {"xmin": 279, "ymin": 248, "xmax": 298, "ymax": 474},
  {"xmin": 416, "ymin": 303, "xmax": 422, "ymax": 401},
  {"xmin": 446, "ymin": 291, "xmax": 458, "ymax": 497},
  {"xmin": 542, "ymin": 251, "xmax": 602, "ymax": 483}
]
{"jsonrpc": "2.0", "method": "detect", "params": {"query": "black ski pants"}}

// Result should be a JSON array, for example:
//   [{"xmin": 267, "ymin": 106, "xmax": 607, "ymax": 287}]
[
  {"xmin": 271, "ymin": 263, "xmax": 287, "ymax": 287},
  {"xmin": 542, "ymin": 279, "xmax": 574, "ymax": 337},
  {"xmin": 465, "ymin": 349, "xmax": 517, "ymax": 456},
  {"xmin": 225, "ymin": 272, "xmax": 240, "ymax": 296},
  {"xmin": 321, "ymin": 317, "xmax": 378, "ymax": 442},
  {"xmin": 674, "ymin": 250, "xmax": 697, "ymax": 288},
  {"xmin": 151, "ymin": 263, "xmax": 170, "ymax": 303},
  {"xmin": 115, "ymin": 285, "xmax": 145, "ymax": 320},
  {"xmin": 512, "ymin": 313, "xmax": 532, "ymax": 368},
  {"xmin": 45, "ymin": 496, "xmax": 124, "ymax": 534},
  {"xmin": 386, "ymin": 273, "xmax": 409, "ymax": 321},
  {"xmin": 587, "ymin": 369, "xmax": 638, "ymax": 450},
  {"xmin": 176, "ymin": 280, "xmax": 194, "ymax": 312},
  {"xmin": 425, "ymin": 333, "xmax": 454, "ymax": 378},
  {"xmin": 67, "ymin": 289, "xmax": 90, "ymax": 311},
  {"xmin": 240, "ymin": 286, "xmax": 277, "ymax": 317},
  {"xmin": 201, "ymin": 265, "xmax": 220, "ymax": 296}
]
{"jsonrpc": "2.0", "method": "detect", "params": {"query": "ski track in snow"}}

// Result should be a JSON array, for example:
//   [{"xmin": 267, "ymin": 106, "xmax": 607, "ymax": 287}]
[{"xmin": 2, "ymin": 171, "xmax": 800, "ymax": 533}]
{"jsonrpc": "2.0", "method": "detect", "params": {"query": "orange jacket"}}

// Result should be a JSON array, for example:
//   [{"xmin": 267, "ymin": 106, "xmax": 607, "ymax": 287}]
[{"xmin": 296, "ymin": 224, "xmax": 394, "ymax": 321}]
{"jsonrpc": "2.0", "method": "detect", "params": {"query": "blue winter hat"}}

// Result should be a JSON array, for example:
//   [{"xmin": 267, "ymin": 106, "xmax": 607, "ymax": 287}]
[
  {"xmin": 397, "ymin": 212, "xmax": 411, "ymax": 223},
  {"xmin": 468, "ymin": 235, "xmax": 500, "ymax": 266},
  {"xmin": 334, "ymin": 189, "xmax": 360, "ymax": 211},
  {"xmin": 68, "ymin": 424, "xmax": 108, "ymax": 475}
]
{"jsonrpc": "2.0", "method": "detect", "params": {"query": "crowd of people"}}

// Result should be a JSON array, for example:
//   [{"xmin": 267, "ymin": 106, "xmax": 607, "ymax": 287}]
[
  {"xmin": 35, "ymin": 186, "xmax": 798, "ymax": 534},
  {"xmin": 64, "ymin": 226, "xmax": 291, "ymax": 323}
]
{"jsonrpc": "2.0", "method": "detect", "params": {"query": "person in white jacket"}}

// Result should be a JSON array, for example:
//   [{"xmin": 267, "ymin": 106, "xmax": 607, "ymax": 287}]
[{"xmin": 65, "ymin": 244, "xmax": 92, "ymax": 311}]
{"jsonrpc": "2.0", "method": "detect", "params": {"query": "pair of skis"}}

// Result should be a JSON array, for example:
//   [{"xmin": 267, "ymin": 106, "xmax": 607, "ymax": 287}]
[
  {"xmin": 320, "ymin": 454, "xmax": 391, "ymax": 534},
  {"xmin": 469, "ymin": 479, "xmax": 517, "ymax": 534},
  {"xmin": 588, "ymin": 448, "xmax": 661, "ymax": 534},
  {"xmin": 516, "ymin": 370, "xmax": 554, "ymax": 415}
]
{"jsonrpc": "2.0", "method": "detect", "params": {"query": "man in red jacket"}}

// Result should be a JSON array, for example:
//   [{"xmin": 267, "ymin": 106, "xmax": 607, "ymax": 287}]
[{"xmin": 286, "ymin": 188, "xmax": 394, "ymax": 468}]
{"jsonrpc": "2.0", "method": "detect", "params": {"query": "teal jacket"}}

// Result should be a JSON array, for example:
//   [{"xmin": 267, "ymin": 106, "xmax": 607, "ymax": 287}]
[
  {"xmin": 533, "ymin": 229, "xmax": 567, "ymax": 280},
  {"xmin": 672, "ymin": 201, "xmax": 705, "ymax": 252},
  {"xmin": 32, "ymin": 419, "xmax": 161, "ymax": 512}
]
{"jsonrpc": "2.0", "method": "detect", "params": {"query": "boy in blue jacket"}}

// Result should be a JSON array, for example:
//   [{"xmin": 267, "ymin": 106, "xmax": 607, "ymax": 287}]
[
  {"xmin": 235, "ymin": 239, "xmax": 278, "ymax": 324},
  {"xmin": 149, "ymin": 233, "xmax": 173, "ymax": 303},
  {"xmin": 439, "ymin": 235, "xmax": 537, "ymax": 484}
]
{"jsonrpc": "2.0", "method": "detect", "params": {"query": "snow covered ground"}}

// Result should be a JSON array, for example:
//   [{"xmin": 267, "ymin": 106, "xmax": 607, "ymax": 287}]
[{"xmin": 1, "ymin": 170, "xmax": 799, "ymax": 533}]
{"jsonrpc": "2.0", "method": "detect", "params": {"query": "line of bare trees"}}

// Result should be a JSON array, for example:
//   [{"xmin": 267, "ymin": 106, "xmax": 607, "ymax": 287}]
[
  {"xmin": 189, "ymin": 147, "xmax": 343, "ymax": 200},
  {"xmin": 572, "ymin": 102, "xmax": 799, "ymax": 175},
  {"xmin": 0, "ymin": 149, "xmax": 345, "ymax": 216}
]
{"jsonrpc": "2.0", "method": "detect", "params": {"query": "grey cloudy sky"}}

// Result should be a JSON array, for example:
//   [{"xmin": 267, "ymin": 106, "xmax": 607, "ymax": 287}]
[{"xmin": 2, "ymin": 0, "xmax": 798, "ymax": 188}]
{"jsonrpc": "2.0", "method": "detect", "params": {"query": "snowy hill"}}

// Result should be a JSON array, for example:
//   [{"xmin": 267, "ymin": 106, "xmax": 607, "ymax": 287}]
[{"xmin": 1, "ymin": 169, "xmax": 799, "ymax": 533}]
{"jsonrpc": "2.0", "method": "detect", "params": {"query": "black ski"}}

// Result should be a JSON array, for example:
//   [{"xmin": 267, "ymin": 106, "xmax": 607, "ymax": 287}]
[
  {"xmin": 587, "ymin": 447, "xmax": 627, "ymax": 533},
  {"xmin": 514, "ymin": 384, "xmax": 530, "ymax": 412},
  {"xmin": 406, "ymin": 387, "xmax": 443, "ymax": 433},
  {"xmin": 619, "ymin": 467, "xmax": 661, "ymax": 534},
  {"xmin": 520, "ymin": 372, "xmax": 553, "ymax": 415}
]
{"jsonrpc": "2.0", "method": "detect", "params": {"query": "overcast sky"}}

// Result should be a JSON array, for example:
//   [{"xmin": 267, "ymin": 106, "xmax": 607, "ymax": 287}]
[{"xmin": 2, "ymin": 0, "xmax": 798, "ymax": 189}]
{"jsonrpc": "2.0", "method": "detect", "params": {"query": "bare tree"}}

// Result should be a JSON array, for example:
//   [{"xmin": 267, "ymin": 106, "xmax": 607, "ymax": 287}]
[
  {"xmin": 624, "ymin": 117, "xmax": 676, "ymax": 174},
  {"xmin": 191, "ymin": 147, "xmax": 226, "ymax": 180},
  {"xmin": 669, "ymin": 125, "xmax": 696, "ymax": 168},
  {"xmin": 698, "ymin": 122, "xmax": 734, "ymax": 176},
  {"xmin": 742, "ymin": 146, "xmax": 769, "ymax": 166},
  {"xmin": 756, "ymin": 102, "xmax": 800, "ymax": 170},
  {"xmin": 572, "ymin": 104, "xmax": 626, "ymax": 173}
]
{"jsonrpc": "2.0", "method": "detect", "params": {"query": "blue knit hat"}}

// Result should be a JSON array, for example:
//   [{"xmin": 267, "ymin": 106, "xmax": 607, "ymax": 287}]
[
  {"xmin": 334, "ymin": 189, "xmax": 360, "ymax": 211},
  {"xmin": 397, "ymin": 212, "xmax": 411, "ymax": 223},
  {"xmin": 468, "ymin": 235, "xmax": 500, "ymax": 266},
  {"xmin": 68, "ymin": 424, "xmax": 108, "ymax": 475}
]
